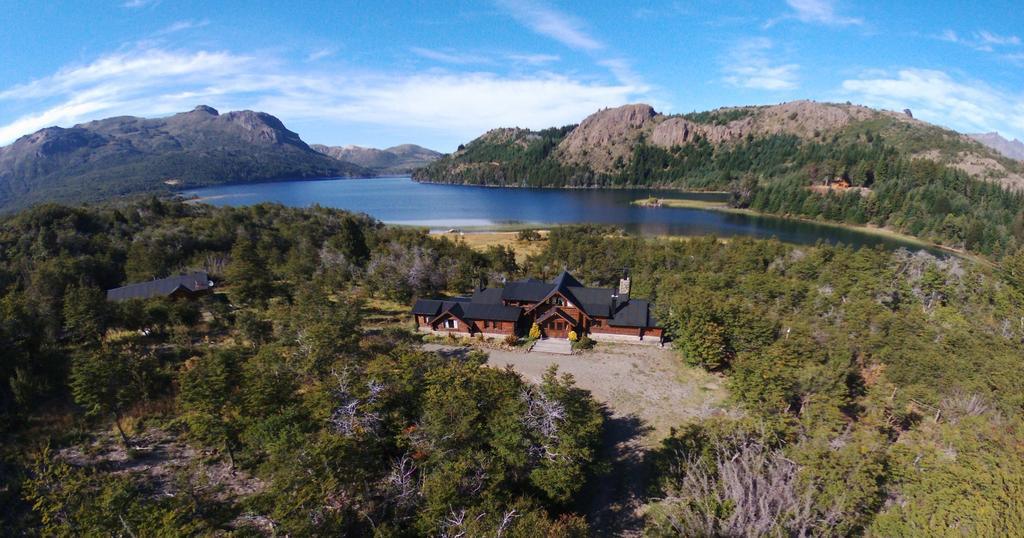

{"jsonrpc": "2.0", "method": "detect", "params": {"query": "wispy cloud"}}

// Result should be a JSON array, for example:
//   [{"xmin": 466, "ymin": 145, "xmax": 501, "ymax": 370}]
[
  {"xmin": 156, "ymin": 19, "xmax": 209, "ymax": 36},
  {"xmin": 842, "ymin": 68, "xmax": 1024, "ymax": 139},
  {"xmin": 305, "ymin": 48, "xmax": 337, "ymax": 62},
  {"xmin": 122, "ymin": 0, "xmax": 160, "ymax": 8},
  {"xmin": 0, "ymin": 46, "xmax": 645, "ymax": 146},
  {"xmin": 505, "ymin": 53, "xmax": 560, "ymax": 65},
  {"xmin": 768, "ymin": 0, "xmax": 862, "ymax": 27},
  {"xmin": 938, "ymin": 29, "xmax": 1021, "ymax": 53},
  {"xmin": 495, "ymin": 0, "xmax": 603, "ymax": 51},
  {"xmin": 410, "ymin": 47, "xmax": 492, "ymax": 65},
  {"xmin": 721, "ymin": 38, "xmax": 799, "ymax": 91}
]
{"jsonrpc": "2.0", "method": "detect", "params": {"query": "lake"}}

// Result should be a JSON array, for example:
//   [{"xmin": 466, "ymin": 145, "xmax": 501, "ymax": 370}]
[{"xmin": 183, "ymin": 176, "xmax": 933, "ymax": 251}]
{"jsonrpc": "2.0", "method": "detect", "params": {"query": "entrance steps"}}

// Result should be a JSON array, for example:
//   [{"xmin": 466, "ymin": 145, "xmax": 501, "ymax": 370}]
[{"xmin": 530, "ymin": 338, "xmax": 573, "ymax": 355}]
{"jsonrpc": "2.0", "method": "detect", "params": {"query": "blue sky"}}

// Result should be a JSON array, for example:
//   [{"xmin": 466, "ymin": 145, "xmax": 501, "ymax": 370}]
[{"xmin": 1, "ymin": 0, "xmax": 1023, "ymax": 151}]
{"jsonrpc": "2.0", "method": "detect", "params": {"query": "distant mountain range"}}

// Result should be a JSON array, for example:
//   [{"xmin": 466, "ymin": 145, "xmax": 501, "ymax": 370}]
[
  {"xmin": 415, "ymin": 100, "xmax": 1024, "ymax": 192},
  {"xmin": 969, "ymin": 132, "xmax": 1024, "ymax": 161},
  {"xmin": 311, "ymin": 143, "xmax": 441, "ymax": 174},
  {"xmin": 0, "ymin": 106, "xmax": 438, "ymax": 211}
]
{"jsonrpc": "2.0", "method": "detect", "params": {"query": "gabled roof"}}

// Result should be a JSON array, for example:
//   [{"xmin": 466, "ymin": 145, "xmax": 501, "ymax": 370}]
[
  {"xmin": 471, "ymin": 287, "xmax": 504, "ymax": 304},
  {"xmin": 566, "ymin": 285, "xmax": 616, "ymax": 318},
  {"xmin": 412, "ymin": 271, "xmax": 660, "ymax": 330},
  {"xmin": 610, "ymin": 299, "xmax": 658, "ymax": 328},
  {"xmin": 536, "ymin": 307, "xmax": 577, "ymax": 324},
  {"xmin": 464, "ymin": 302, "xmax": 522, "ymax": 321},
  {"xmin": 106, "ymin": 271, "xmax": 210, "ymax": 302},
  {"xmin": 526, "ymin": 270, "xmax": 593, "ymax": 318},
  {"xmin": 414, "ymin": 297, "xmax": 471, "ymax": 317},
  {"xmin": 501, "ymin": 278, "xmax": 553, "ymax": 302}
]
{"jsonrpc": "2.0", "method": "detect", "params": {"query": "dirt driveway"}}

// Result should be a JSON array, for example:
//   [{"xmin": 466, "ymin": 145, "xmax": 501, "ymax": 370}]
[{"xmin": 424, "ymin": 342, "xmax": 732, "ymax": 536}]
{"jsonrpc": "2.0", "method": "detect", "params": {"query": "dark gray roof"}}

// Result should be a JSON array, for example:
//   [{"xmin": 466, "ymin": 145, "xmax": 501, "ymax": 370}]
[
  {"xmin": 501, "ymin": 279, "xmax": 552, "ymax": 302},
  {"xmin": 106, "ymin": 271, "xmax": 210, "ymax": 302},
  {"xmin": 471, "ymin": 287, "xmax": 504, "ymax": 304},
  {"xmin": 464, "ymin": 303, "xmax": 522, "ymax": 321},
  {"xmin": 610, "ymin": 299, "xmax": 657, "ymax": 328},
  {"xmin": 412, "ymin": 299, "xmax": 444, "ymax": 316},
  {"xmin": 412, "ymin": 271, "xmax": 659, "ymax": 328},
  {"xmin": 566, "ymin": 286, "xmax": 616, "ymax": 317},
  {"xmin": 413, "ymin": 297, "xmax": 472, "ymax": 317}
]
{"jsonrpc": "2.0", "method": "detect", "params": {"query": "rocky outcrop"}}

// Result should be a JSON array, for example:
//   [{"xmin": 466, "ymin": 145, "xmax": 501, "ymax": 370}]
[
  {"xmin": 556, "ymin": 104, "xmax": 656, "ymax": 172},
  {"xmin": 0, "ymin": 105, "xmax": 370, "ymax": 210}
]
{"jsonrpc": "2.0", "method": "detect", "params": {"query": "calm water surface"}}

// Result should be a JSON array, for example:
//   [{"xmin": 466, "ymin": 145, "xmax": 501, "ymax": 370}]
[{"xmin": 183, "ymin": 177, "xmax": 931, "ymax": 251}]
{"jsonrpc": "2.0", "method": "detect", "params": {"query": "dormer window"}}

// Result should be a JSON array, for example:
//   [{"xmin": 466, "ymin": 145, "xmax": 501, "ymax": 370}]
[{"xmin": 551, "ymin": 296, "xmax": 565, "ymax": 306}]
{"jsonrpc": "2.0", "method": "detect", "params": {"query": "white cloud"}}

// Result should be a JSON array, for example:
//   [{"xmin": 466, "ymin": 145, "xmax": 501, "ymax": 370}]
[
  {"xmin": 410, "ymin": 47, "xmax": 492, "ymax": 65},
  {"xmin": 495, "ymin": 0, "xmax": 603, "ymax": 51},
  {"xmin": 306, "ymin": 48, "xmax": 337, "ymax": 62},
  {"xmin": 721, "ymin": 38, "xmax": 799, "ymax": 91},
  {"xmin": 938, "ymin": 29, "xmax": 1021, "ymax": 53},
  {"xmin": 769, "ymin": 0, "xmax": 862, "ymax": 27},
  {"xmin": 122, "ymin": 0, "xmax": 160, "ymax": 8},
  {"xmin": 841, "ymin": 68, "xmax": 1024, "ymax": 139},
  {"xmin": 156, "ymin": 19, "xmax": 209, "ymax": 35},
  {"xmin": 0, "ymin": 46, "xmax": 645, "ymax": 146},
  {"xmin": 978, "ymin": 30, "xmax": 1021, "ymax": 46},
  {"xmin": 505, "ymin": 53, "xmax": 560, "ymax": 65}
]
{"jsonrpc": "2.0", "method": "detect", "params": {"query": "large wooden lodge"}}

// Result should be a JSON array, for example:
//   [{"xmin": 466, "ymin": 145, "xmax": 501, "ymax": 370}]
[{"xmin": 412, "ymin": 271, "xmax": 663, "ymax": 343}]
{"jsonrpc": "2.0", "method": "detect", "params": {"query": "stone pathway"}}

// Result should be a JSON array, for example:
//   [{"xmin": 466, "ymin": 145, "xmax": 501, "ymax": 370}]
[{"xmin": 530, "ymin": 338, "xmax": 573, "ymax": 354}]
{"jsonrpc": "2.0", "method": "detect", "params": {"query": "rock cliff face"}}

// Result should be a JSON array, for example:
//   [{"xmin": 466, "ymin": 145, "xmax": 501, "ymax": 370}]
[
  {"xmin": 556, "ymin": 104, "xmax": 657, "ymax": 171},
  {"xmin": 0, "ymin": 106, "xmax": 370, "ymax": 210},
  {"xmin": 419, "ymin": 100, "xmax": 1024, "ymax": 191}
]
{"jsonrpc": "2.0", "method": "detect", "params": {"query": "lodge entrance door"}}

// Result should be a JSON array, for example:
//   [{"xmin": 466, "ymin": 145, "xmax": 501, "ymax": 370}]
[{"xmin": 542, "ymin": 319, "xmax": 570, "ymax": 339}]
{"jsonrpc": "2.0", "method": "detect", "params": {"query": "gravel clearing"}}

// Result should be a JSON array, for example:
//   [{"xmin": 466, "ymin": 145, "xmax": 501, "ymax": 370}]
[{"xmin": 425, "ymin": 341, "xmax": 735, "ymax": 536}]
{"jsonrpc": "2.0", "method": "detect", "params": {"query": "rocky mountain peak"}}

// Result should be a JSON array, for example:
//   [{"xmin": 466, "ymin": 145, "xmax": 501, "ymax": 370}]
[
  {"xmin": 557, "ymin": 104, "xmax": 658, "ymax": 171},
  {"xmin": 190, "ymin": 105, "xmax": 220, "ymax": 116}
]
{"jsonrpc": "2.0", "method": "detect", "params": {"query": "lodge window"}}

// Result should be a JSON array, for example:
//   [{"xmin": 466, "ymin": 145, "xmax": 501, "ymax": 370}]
[
  {"xmin": 592, "ymin": 319, "xmax": 602, "ymax": 327},
  {"xmin": 444, "ymin": 319, "xmax": 457, "ymax": 329},
  {"xmin": 550, "ymin": 296, "xmax": 565, "ymax": 306}
]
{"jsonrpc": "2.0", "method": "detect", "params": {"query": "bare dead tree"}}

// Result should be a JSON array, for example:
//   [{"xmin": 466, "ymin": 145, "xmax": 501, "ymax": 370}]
[
  {"xmin": 655, "ymin": 440, "xmax": 834, "ymax": 537},
  {"xmin": 383, "ymin": 453, "xmax": 422, "ymax": 514},
  {"xmin": 327, "ymin": 372, "xmax": 385, "ymax": 438},
  {"xmin": 519, "ymin": 386, "xmax": 567, "ymax": 461}
]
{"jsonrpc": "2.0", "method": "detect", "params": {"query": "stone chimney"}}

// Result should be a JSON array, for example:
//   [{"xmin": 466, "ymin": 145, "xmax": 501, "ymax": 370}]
[{"xmin": 618, "ymin": 276, "xmax": 631, "ymax": 302}]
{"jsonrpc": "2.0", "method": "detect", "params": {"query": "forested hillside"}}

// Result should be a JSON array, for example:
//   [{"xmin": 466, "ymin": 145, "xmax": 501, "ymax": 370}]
[
  {"xmin": 2, "ymin": 202, "xmax": 1023, "ymax": 534},
  {"xmin": 0, "ymin": 106, "xmax": 370, "ymax": 211},
  {"xmin": 415, "ymin": 102, "xmax": 1024, "ymax": 256}
]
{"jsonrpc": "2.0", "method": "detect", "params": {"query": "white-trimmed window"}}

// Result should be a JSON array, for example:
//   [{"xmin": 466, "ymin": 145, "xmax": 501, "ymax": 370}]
[{"xmin": 444, "ymin": 319, "xmax": 457, "ymax": 329}]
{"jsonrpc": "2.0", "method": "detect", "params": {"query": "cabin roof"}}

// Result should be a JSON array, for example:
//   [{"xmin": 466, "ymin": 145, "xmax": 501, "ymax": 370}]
[
  {"xmin": 106, "ymin": 271, "xmax": 210, "ymax": 302},
  {"xmin": 413, "ymin": 271, "xmax": 659, "ymax": 329},
  {"xmin": 501, "ymin": 279, "xmax": 552, "ymax": 302},
  {"xmin": 463, "ymin": 303, "xmax": 522, "ymax": 321},
  {"xmin": 609, "ymin": 299, "xmax": 657, "ymax": 328}
]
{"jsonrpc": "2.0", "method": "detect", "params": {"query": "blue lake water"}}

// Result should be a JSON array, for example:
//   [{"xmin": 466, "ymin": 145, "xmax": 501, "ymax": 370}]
[{"xmin": 183, "ymin": 176, "xmax": 933, "ymax": 251}]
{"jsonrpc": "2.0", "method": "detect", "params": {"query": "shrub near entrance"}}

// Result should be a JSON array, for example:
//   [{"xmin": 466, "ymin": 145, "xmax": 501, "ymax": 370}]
[{"xmin": 529, "ymin": 323, "xmax": 541, "ymax": 340}]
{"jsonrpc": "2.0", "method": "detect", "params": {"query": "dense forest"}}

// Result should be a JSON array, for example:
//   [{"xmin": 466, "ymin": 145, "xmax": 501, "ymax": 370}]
[
  {"xmin": 416, "ymin": 125, "xmax": 1024, "ymax": 257},
  {"xmin": 2, "ymin": 200, "xmax": 1024, "ymax": 535}
]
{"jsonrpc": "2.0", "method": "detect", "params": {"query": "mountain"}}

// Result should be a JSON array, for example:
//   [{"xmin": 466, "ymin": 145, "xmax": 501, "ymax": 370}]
[
  {"xmin": 970, "ymin": 132, "xmax": 1024, "ymax": 161},
  {"xmin": 311, "ymin": 143, "xmax": 441, "ymax": 174},
  {"xmin": 414, "ymin": 100, "xmax": 1024, "ymax": 191},
  {"xmin": 0, "ymin": 105, "xmax": 370, "ymax": 211}
]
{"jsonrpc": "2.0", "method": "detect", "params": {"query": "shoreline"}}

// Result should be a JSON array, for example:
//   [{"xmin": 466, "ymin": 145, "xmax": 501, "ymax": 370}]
[
  {"xmin": 634, "ymin": 197, "xmax": 973, "ymax": 259},
  {"xmin": 410, "ymin": 178, "xmax": 730, "ymax": 194}
]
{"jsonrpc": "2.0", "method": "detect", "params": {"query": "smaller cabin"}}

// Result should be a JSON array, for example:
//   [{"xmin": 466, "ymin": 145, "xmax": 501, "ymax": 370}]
[{"xmin": 106, "ymin": 271, "xmax": 213, "ymax": 302}]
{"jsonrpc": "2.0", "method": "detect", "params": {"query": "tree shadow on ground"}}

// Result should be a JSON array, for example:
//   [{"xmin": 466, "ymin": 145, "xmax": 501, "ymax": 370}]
[{"xmin": 581, "ymin": 408, "xmax": 655, "ymax": 537}]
